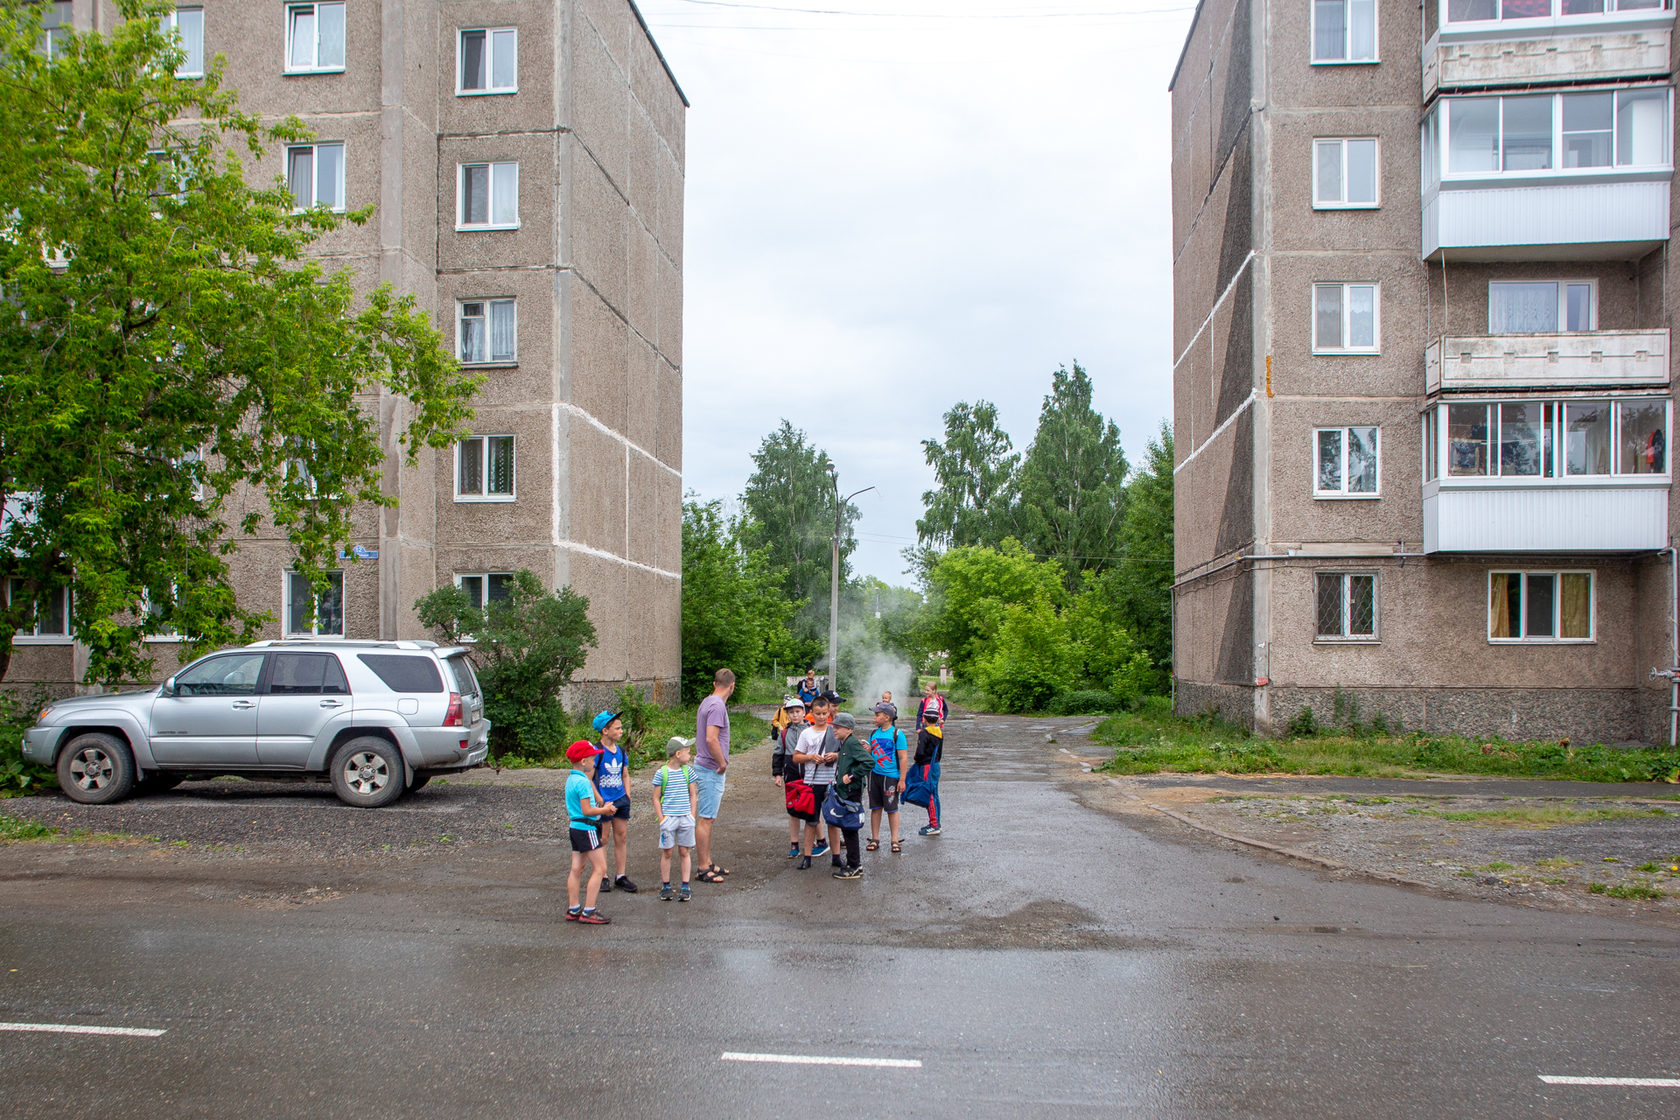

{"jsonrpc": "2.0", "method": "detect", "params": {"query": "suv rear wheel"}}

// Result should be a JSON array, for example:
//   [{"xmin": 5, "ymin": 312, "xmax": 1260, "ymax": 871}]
[
  {"xmin": 57, "ymin": 733, "xmax": 137, "ymax": 805},
  {"xmin": 330, "ymin": 736, "xmax": 405, "ymax": 808}
]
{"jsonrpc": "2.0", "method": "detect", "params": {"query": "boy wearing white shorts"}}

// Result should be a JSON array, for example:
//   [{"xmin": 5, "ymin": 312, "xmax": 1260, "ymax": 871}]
[{"xmin": 651, "ymin": 736, "xmax": 700, "ymax": 902}]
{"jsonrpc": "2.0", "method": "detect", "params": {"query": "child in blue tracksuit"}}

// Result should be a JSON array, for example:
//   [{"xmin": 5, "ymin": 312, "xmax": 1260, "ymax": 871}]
[{"xmin": 913, "ymin": 711, "xmax": 943, "ymax": 836}]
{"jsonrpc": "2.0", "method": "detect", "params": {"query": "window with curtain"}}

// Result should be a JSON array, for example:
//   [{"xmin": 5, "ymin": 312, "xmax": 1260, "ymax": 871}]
[
  {"xmin": 459, "ymin": 162, "xmax": 519, "ymax": 228},
  {"xmin": 1433, "ymin": 399, "xmax": 1663, "ymax": 479},
  {"xmin": 1314, "ymin": 427, "xmax": 1379, "ymax": 496},
  {"xmin": 163, "ymin": 7, "xmax": 204, "ymax": 78},
  {"xmin": 1490, "ymin": 571, "xmax": 1593, "ymax": 641},
  {"xmin": 1488, "ymin": 281, "xmax": 1595, "ymax": 333},
  {"xmin": 459, "ymin": 28, "xmax": 518, "ymax": 93},
  {"xmin": 458, "ymin": 573, "xmax": 515, "ymax": 611},
  {"xmin": 284, "ymin": 571, "xmax": 344, "ymax": 637},
  {"xmin": 456, "ymin": 436, "xmax": 515, "ymax": 500},
  {"xmin": 1564, "ymin": 401, "xmax": 1612, "ymax": 475},
  {"xmin": 458, "ymin": 299, "xmax": 516, "ymax": 364},
  {"xmin": 286, "ymin": 142, "xmax": 344, "ymax": 211},
  {"xmin": 1313, "ymin": 138, "xmax": 1380, "ymax": 207},
  {"xmin": 1312, "ymin": 0, "xmax": 1377, "ymax": 61},
  {"xmin": 1312, "ymin": 283, "xmax": 1378, "ymax": 352},
  {"xmin": 285, "ymin": 2, "xmax": 345, "ymax": 72}
]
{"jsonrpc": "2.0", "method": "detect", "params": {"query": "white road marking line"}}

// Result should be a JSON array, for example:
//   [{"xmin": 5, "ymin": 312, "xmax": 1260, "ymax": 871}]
[
  {"xmin": 1540, "ymin": 1075, "xmax": 1680, "ymax": 1088},
  {"xmin": 722, "ymin": 1051, "xmax": 921, "ymax": 1069},
  {"xmin": 0, "ymin": 1022, "xmax": 166, "ymax": 1038}
]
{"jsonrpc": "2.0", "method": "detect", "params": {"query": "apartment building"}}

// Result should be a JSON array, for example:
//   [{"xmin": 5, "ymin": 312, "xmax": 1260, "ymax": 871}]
[
  {"xmin": 8, "ymin": 1, "xmax": 685, "ymax": 706},
  {"xmin": 1171, "ymin": 0, "xmax": 1677, "ymax": 742}
]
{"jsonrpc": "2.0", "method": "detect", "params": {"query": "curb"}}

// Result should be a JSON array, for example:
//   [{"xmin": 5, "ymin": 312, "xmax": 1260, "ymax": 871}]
[{"xmin": 1105, "ymin": 778, "xmax": 1437, "ymax": 892}]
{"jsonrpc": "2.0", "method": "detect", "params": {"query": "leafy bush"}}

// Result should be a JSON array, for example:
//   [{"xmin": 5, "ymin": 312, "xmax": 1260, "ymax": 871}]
[
  {"xmin": 415, "ymin": 571, "xmax": 596, "ymax": 761},
  {"xmin": 1286, "ymin": 705, "xmax": 1319, "ymax": 737},
  {"xmin": 1047, "ymin": 689, "xmax": 1122, "ymax": 715},
  {"xmin": 972, "ymin": 600, "xmax": 1078, "ymax": 713},
  {"xmin": 0, "ymin": 690, "xmax": 54, "ymax": 797}
]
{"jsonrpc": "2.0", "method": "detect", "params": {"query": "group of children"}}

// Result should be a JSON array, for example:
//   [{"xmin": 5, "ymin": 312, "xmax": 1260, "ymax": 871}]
[
  {"xmin": 561, "ymin": 685, "xmax": 948, "ymax": 924},
  {"xmin": 771, "ymin": 686, "xmax": 945, "ymax": 878}
]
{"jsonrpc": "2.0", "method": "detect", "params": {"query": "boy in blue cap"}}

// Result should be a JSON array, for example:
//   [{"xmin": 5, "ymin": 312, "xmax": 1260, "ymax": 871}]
[{"xmin": 592, "ymin": 709, "xmax": 637, "ymax": 893}]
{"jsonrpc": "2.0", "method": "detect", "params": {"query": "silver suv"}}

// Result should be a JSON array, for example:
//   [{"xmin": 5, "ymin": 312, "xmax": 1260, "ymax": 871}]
[{"xmin": 21, "ymin": 639, "xmax": 490, "ymax": 808}]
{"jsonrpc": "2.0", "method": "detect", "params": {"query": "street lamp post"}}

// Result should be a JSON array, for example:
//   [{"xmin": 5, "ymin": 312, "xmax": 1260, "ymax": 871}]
[{"xmin": 828, "ymin": 466, "xmax": 874, "ymax": 699}]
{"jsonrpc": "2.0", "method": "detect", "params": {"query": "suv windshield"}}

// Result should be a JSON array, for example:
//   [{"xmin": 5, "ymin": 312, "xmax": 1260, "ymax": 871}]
[{"xmin": 442, "ymin": 653, "xmax": 481, "ymax": 697}]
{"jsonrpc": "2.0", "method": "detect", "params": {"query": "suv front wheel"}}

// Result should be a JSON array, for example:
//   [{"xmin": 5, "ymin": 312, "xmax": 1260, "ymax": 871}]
[
  {"xmin": 57, "ymin": 733, "xmax": 137, "ymax": 805},
  {"xmin": 330, "ymin": 737, "xmax": 405, "ymax": 808}
]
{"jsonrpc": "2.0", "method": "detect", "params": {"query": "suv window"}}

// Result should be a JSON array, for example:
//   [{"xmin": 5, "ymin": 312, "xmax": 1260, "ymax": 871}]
[
  {"xmin": 442, "ymin": 653, "xmax": 481, "ymax": 697},
  {"xmin": 268, "ymin": 652, "xmax": 350, "ymax": 696},
  {"xmin": 357, "ymin": 654, "xmax": 444, "ymax": 693},
  {"xmin": 176, "ymin": 653, "xmax": 267, "ymax": 696}
]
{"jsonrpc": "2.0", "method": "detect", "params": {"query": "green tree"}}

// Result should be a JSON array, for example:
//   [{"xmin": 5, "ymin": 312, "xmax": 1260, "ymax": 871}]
[
  {"xmin": 922, "ymin": 541, "xmax": 1066, "ymax": 681},
  {"xmin": 916, "ymin": 399, "xmax": 1019, "ymax": 552},
  {"xmin": 680, "ymin": 497, "xmax": 793, "ymax": 702},
  {"xmin": 415, "ymin": 571, "xmax": 596, "ymax": 760},
  {"xmin": 972, "ymin": 600, "xmax": 1079, "ymax": 714},
  {"xmin": 737, "ymin": 421, "xmax": 858, "ymax": 664},
  {"xmin": 1065, "ymin": 573, "xmax": 1156, "ymax": 705},
  {"xmin": 0, "ymin": 2, "xmax": 476, "ymax": 685},
  {"xmin": 1110, "ymin": 422, "xmax": 1174, "ymax": 683},
  {"xmin": 1014, "ymin": 363, "xmax": 1129, "ymax": 587}
]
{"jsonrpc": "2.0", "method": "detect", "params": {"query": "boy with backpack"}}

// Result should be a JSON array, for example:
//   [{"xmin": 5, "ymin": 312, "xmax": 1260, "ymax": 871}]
[
  {"xmin": 911, "ymin": 708, "xmax": 944, "ymax": 836},
  {"xmin": 866, "ymin": 701, "xmax": 909, "ymax": 853},
  {"xmin": 772, "ymin": 696, "xmax": 809, "ymax": 858},
  {"xmin": 791, "ymin": 694, "xmax": 840, "ymax": 870},
  {"xmin": 650, "ymin": 736, "xmax": 700, "ymax": 902},
  {"xmin": 829, "ymin": 711, "xmax": 871, "ymax": 880}
]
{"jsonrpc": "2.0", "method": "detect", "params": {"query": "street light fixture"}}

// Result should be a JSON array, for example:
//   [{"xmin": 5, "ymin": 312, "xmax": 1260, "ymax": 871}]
[{"xmin": 828, "ymin": 465, "xmax": 873, "ymax": 698}]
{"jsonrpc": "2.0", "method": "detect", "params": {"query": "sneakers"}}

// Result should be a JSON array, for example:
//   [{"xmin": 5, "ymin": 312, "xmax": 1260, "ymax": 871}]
[
  {"xmin": 832, "ymin": 866, "xmax": 863, "ymax": 880},
  {"xmin": 614, "ymin": 875, "xmax": 639, "ymax": 894},
  {"xmin": 600, "ymin": 876, "xmax": 612, "ymax": 893},
  {"xmin": 566, "ymin": 907, "xmax": 582, "ymax": 921},
  {"xmin": 797, "ymin": 855, "xmax": 812, "ymax": 870},
  {"xmin": 831, "ymin": 855, "xmax": 843, "ymax": 869},
  {"xmin": 659, "ymin": 884, "xmax": 673, "ymax": 901},
  {"xmin": 786, "ymin": 843, "xmax": 800, "ymax": 858},
  {"xmin": 918, "ymin": 825, "xmax": 942, "ymax": 836},
  {"xmin": 576, "ymin": 909, "xmax": 611, "ymax": 925},
  {"xmin": 678, "ymin": 885, "xmax": 692, "ymax": 902},
  {"xmin": 811, "ymin": 840, "xmax": 830, "ymax": 857}
]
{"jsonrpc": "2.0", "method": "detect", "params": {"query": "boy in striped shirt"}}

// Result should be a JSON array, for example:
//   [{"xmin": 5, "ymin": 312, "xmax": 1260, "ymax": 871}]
[{"xmin": 651, "ymin": 736, "xmax": 700, "ymax": 902}]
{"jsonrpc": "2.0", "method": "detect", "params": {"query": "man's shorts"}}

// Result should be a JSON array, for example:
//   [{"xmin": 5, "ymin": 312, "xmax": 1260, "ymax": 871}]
[
  {"xmin": 659, "ymin": 814, "xmax": 696, "ymax": 850},
  {"xmin": 693, "ymin": 765, "xmax": 727, "ymax": 819},
  {"xmin": 569, "ymin": 827, "xmax": 602, "ymax": 853},
  {"xmin": 868, "ymin": 771, "xmax": 900, "ymax": 813},
  {"xmin": 606, "ymin": 795, "xmax": 631, "ymax": 821}
]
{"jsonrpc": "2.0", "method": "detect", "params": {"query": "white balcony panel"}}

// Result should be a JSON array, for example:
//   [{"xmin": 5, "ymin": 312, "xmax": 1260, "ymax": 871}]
[
  {"xmin": 1424, "ymin": 330, "xmax": 1670, "ymax": 392},
  {"xmin": 1423, "ymin": 179, "xmax": 1670, "ymax": 261},
  {"xmin": 1423, "ymin": 484, "xmax": 1668, "ymax": 552},
  {"xmin": 1424, "ymin": 30, "xmax": 1671, "ymax": 98}
]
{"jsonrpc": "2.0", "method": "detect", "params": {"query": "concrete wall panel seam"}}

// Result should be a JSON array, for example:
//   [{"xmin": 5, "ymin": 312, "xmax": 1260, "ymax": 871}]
[
  {"xmin": 1175, "ymin": 390, "xmax": 1257, "ymax": 476},
  {"xmin": 559, "ymin": 538, "xmax": 679, "ymax": 580}
]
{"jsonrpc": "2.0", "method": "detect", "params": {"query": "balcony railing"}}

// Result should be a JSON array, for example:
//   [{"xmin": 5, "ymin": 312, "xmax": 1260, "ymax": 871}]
[
  {"xmin": 1423, "ymin": 480, "xmax": 1668, "ymax": 551},
  {"xmin": 1425, "ymin": 0, "xmax": 1675, "ymax": 97},
  {"xmin": 1425, "ymin": 329, "xmax": 1670, "ymax": 392}
]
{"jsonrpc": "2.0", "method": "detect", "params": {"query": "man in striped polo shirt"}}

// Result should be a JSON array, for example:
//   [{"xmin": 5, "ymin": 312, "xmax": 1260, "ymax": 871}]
[{"xmin": 651, "ymin": 737, "xmax": 700, "ymax": 902}]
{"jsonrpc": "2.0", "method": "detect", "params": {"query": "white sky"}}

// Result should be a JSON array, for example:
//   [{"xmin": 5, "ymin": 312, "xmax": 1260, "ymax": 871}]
[{"xmin": 636, "ymin": 0, "xmax": 1198, "ymax": 584}]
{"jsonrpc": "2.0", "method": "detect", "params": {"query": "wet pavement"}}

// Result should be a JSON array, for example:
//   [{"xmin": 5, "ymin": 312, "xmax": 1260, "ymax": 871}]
[{"xmin": 2, "ymin": 710, "xmax": 1679, "ymax": 1117}]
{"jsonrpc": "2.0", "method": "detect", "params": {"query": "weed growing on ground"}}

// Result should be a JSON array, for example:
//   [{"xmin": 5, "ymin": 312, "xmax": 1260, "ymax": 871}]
[
  {"xmin": 1590, "ymin": 882, "xmax": 1667, "ymax": 900},
  {"xmin": 0, "ymin": 814, "xmax": 56, "ymax": 841}
]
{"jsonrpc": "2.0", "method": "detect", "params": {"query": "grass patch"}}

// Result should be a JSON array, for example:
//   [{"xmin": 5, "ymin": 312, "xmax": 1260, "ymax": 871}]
[
  {"xmin": 1589, "ymin": 882, "xmax": 1667, "ymax": 900},
  {"xmin": 1536, "ymin": 856, "xmax": 1583, "ymax": 870},
  {"xmin": 1405, "ymin": 806, "xmax": 1671, "ymax": 827},
  {"xmin": 0, "ymin": 813, "xmax": 56, "ymax": 841},
  {"xmin": 1480, "ymin": 861, "xmax": 1517, "ymax": 872},
  {"xmin": 1095, "ymin": 704, "xmax": 1680, "ymax": 782}
]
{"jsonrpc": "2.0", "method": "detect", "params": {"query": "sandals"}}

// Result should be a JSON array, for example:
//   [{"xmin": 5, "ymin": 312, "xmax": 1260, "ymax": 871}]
[
  {"xmin": 890, "ymin": 840, "xmax": 902, "ymax": 853},
  {"xmin": 866, "ymin": 838, "xmax": 880, "ymax": 851},
  {"xmin": 696, "ymin": 868, "xmax": 725, "ymax": 883},
  {"xmin": 706, "ymin": 863, "xmax": 730, "ymax": 877}
]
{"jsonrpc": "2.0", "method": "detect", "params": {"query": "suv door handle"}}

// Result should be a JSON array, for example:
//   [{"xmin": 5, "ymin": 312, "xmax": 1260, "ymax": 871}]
[
  {"xmin": 232, "ymin": 700, "xmax": 255, "ymax": 710},
  {"xmin": 319, "ymin": 699, "xmax": 344, "ymax": 708}
]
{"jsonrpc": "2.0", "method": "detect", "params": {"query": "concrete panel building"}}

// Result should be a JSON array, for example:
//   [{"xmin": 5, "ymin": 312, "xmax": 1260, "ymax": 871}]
[
  {"xmin": 1171, "ymin": 0, "xmax": 1678, "ymax": 743},
  {"xmin": 8, "ymin": 1, "xmax": 685, "ymax": 705}
]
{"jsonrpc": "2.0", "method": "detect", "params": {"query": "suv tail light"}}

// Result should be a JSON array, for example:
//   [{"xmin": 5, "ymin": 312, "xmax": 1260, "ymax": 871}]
[{"xmin": 444, "ymin": 692, "xmax": 463, "ymax": 727}]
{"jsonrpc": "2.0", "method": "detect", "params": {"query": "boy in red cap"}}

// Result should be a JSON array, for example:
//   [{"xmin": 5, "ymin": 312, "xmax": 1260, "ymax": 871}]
[{"xmin": 564, "ymin": 740, "xmax": 618, "ymax": 924}]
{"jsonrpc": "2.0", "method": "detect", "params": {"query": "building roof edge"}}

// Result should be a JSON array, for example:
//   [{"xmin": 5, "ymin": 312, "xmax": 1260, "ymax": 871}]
[
  {"xmin": 627, "ymin": 0, "xmax": 692, "ymax": 108},
  {"xmin": 1167, "ymin": 0, "xmax": 1209, "ymax": 93}
]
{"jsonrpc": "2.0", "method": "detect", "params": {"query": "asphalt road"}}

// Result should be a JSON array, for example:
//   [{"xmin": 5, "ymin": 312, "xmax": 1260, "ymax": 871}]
[{"xmin": 3, "ymin": 714, "xmax": 1679, "ymax": 1118}]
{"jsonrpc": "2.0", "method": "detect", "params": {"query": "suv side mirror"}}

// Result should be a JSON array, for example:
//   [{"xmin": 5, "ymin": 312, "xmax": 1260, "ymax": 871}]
[{"xmin": 161, "ymin": 677, "xmax": 178, "ymax": 697}]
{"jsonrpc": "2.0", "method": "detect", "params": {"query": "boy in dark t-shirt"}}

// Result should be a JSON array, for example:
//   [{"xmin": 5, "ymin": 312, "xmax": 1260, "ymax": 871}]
[{"xmin": 913, "ymin": 711, "xmax": 944, "ymax": 837}]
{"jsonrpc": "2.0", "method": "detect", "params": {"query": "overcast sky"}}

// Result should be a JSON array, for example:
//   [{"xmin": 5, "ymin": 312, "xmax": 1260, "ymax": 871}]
[{"xmin": 635, "ymin": 0, "xmax": 1197, "ymax": 585}]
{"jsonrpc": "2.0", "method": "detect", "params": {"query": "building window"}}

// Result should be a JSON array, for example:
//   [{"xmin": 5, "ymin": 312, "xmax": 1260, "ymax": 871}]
[
  {"xmin": 1436, "ymin": 89, "xmax": 1671, "ymax": 178},
  {"xmin": 1488, "ymin": 281, "xmax": 1595, "ymax": 334},
  {"xmin": 1489, "ymin": 571, "xmax": 1593, "ymax": 642},
  {"xmin": 1312, "ymin": 283, "xmax": 1379, "ymax": 353},
  {"xmin": 1440, "ymin": 399, "xmax": 1668, "ymax": 478},
  {"xmin": 143, "ymin": 584, "xmax": 183, "ymax": 642},
  {"xmin": 1444, "ymin": 0, "xmax": 1673, "ymax": 26},
  {"xmin": 1312, "ymin": 0, "xmax": 1377, "ymax": 62},
  {"xmin": 1315, "ymin": 572, "xmax": 1377, "ymax": 640},
  {"xmin": 456, "ymin": 435, "xmax": 515, "ymax": 500},
  {"xmin": 39, "ymin": 1, "xmax": 72, "ymax": 60},
  {"xmin": 8, "ymin": 580, "xmax": 69, "ymax": 641},
  {"xmin": 457, "ymin": 572, "xmax": 515, "ymax": 610},
  {"xmin": 286, "ymin": 142, "xmax": 344, "ymax": 211},
  {"xmin": 458, "ymin": 299, "xmax": 517, "ymax": 365},
  {"xmin": 1313, "ymin": 138, "xmax": 1379, "ymax": 207},
  {"xmin": 284, "ymin": 570, "xmax": 344, "ymax": 637},
  {"xmin": 285, "ymin": 2, "xmax": 344, "ymax": 73},
  {"xmin": 162, "ymin": 6, "xmax": 203, "ymax": 78},
  {"xmin": 1314, "ymin": 427, "xmax": 1380, "ymax": 496},
  {"xmin": 458, "ymin": 162, "xmax": 519, "ymax": 229},
  {"xmin": 459, "ymin": 28, "xmax": 517, "ymax": 94}
]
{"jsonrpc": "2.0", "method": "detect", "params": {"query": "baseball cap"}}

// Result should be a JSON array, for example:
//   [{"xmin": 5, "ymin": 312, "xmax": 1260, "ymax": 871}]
[
  {"xmin": 591, "ymin": 710, "xmax": 622, "ymax": 733},
  {"xmin": 665, "ymin": 735, "xmax": 693, "ymax": 757},
  {"xmin": 782, "ymin": 695, "xmax": 806, "ymax": 710},
  {"xmin": 871, "ymin": 701, "xmax": 896, "ymax": 717},
  {"xmin": 833, "ymin": 711, "xmax": 856, "ymax": 730},
  {"xmin": 819, "ymin": 690, "xmax": 843, "ymax": 706},
  {"xmin": 566, "ymin": 740, "xmax": 604, "ymax": 763}
]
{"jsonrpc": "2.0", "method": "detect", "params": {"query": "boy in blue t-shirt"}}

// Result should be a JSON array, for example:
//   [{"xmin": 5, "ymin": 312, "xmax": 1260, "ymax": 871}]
[
  {"xmin": 866, "ymin": 702, "xmax": 910, "ymax": 853},
  {"xmin": 564, "ymin": 741, "xmax": 618, "ymax": 924},
  {"xmin": 592, "ymin": 709, "xmax": 637, "ymax": 895},
  {"xmin": 650, "ymin": 736, "xmax": 700, "ymax": 901}
]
